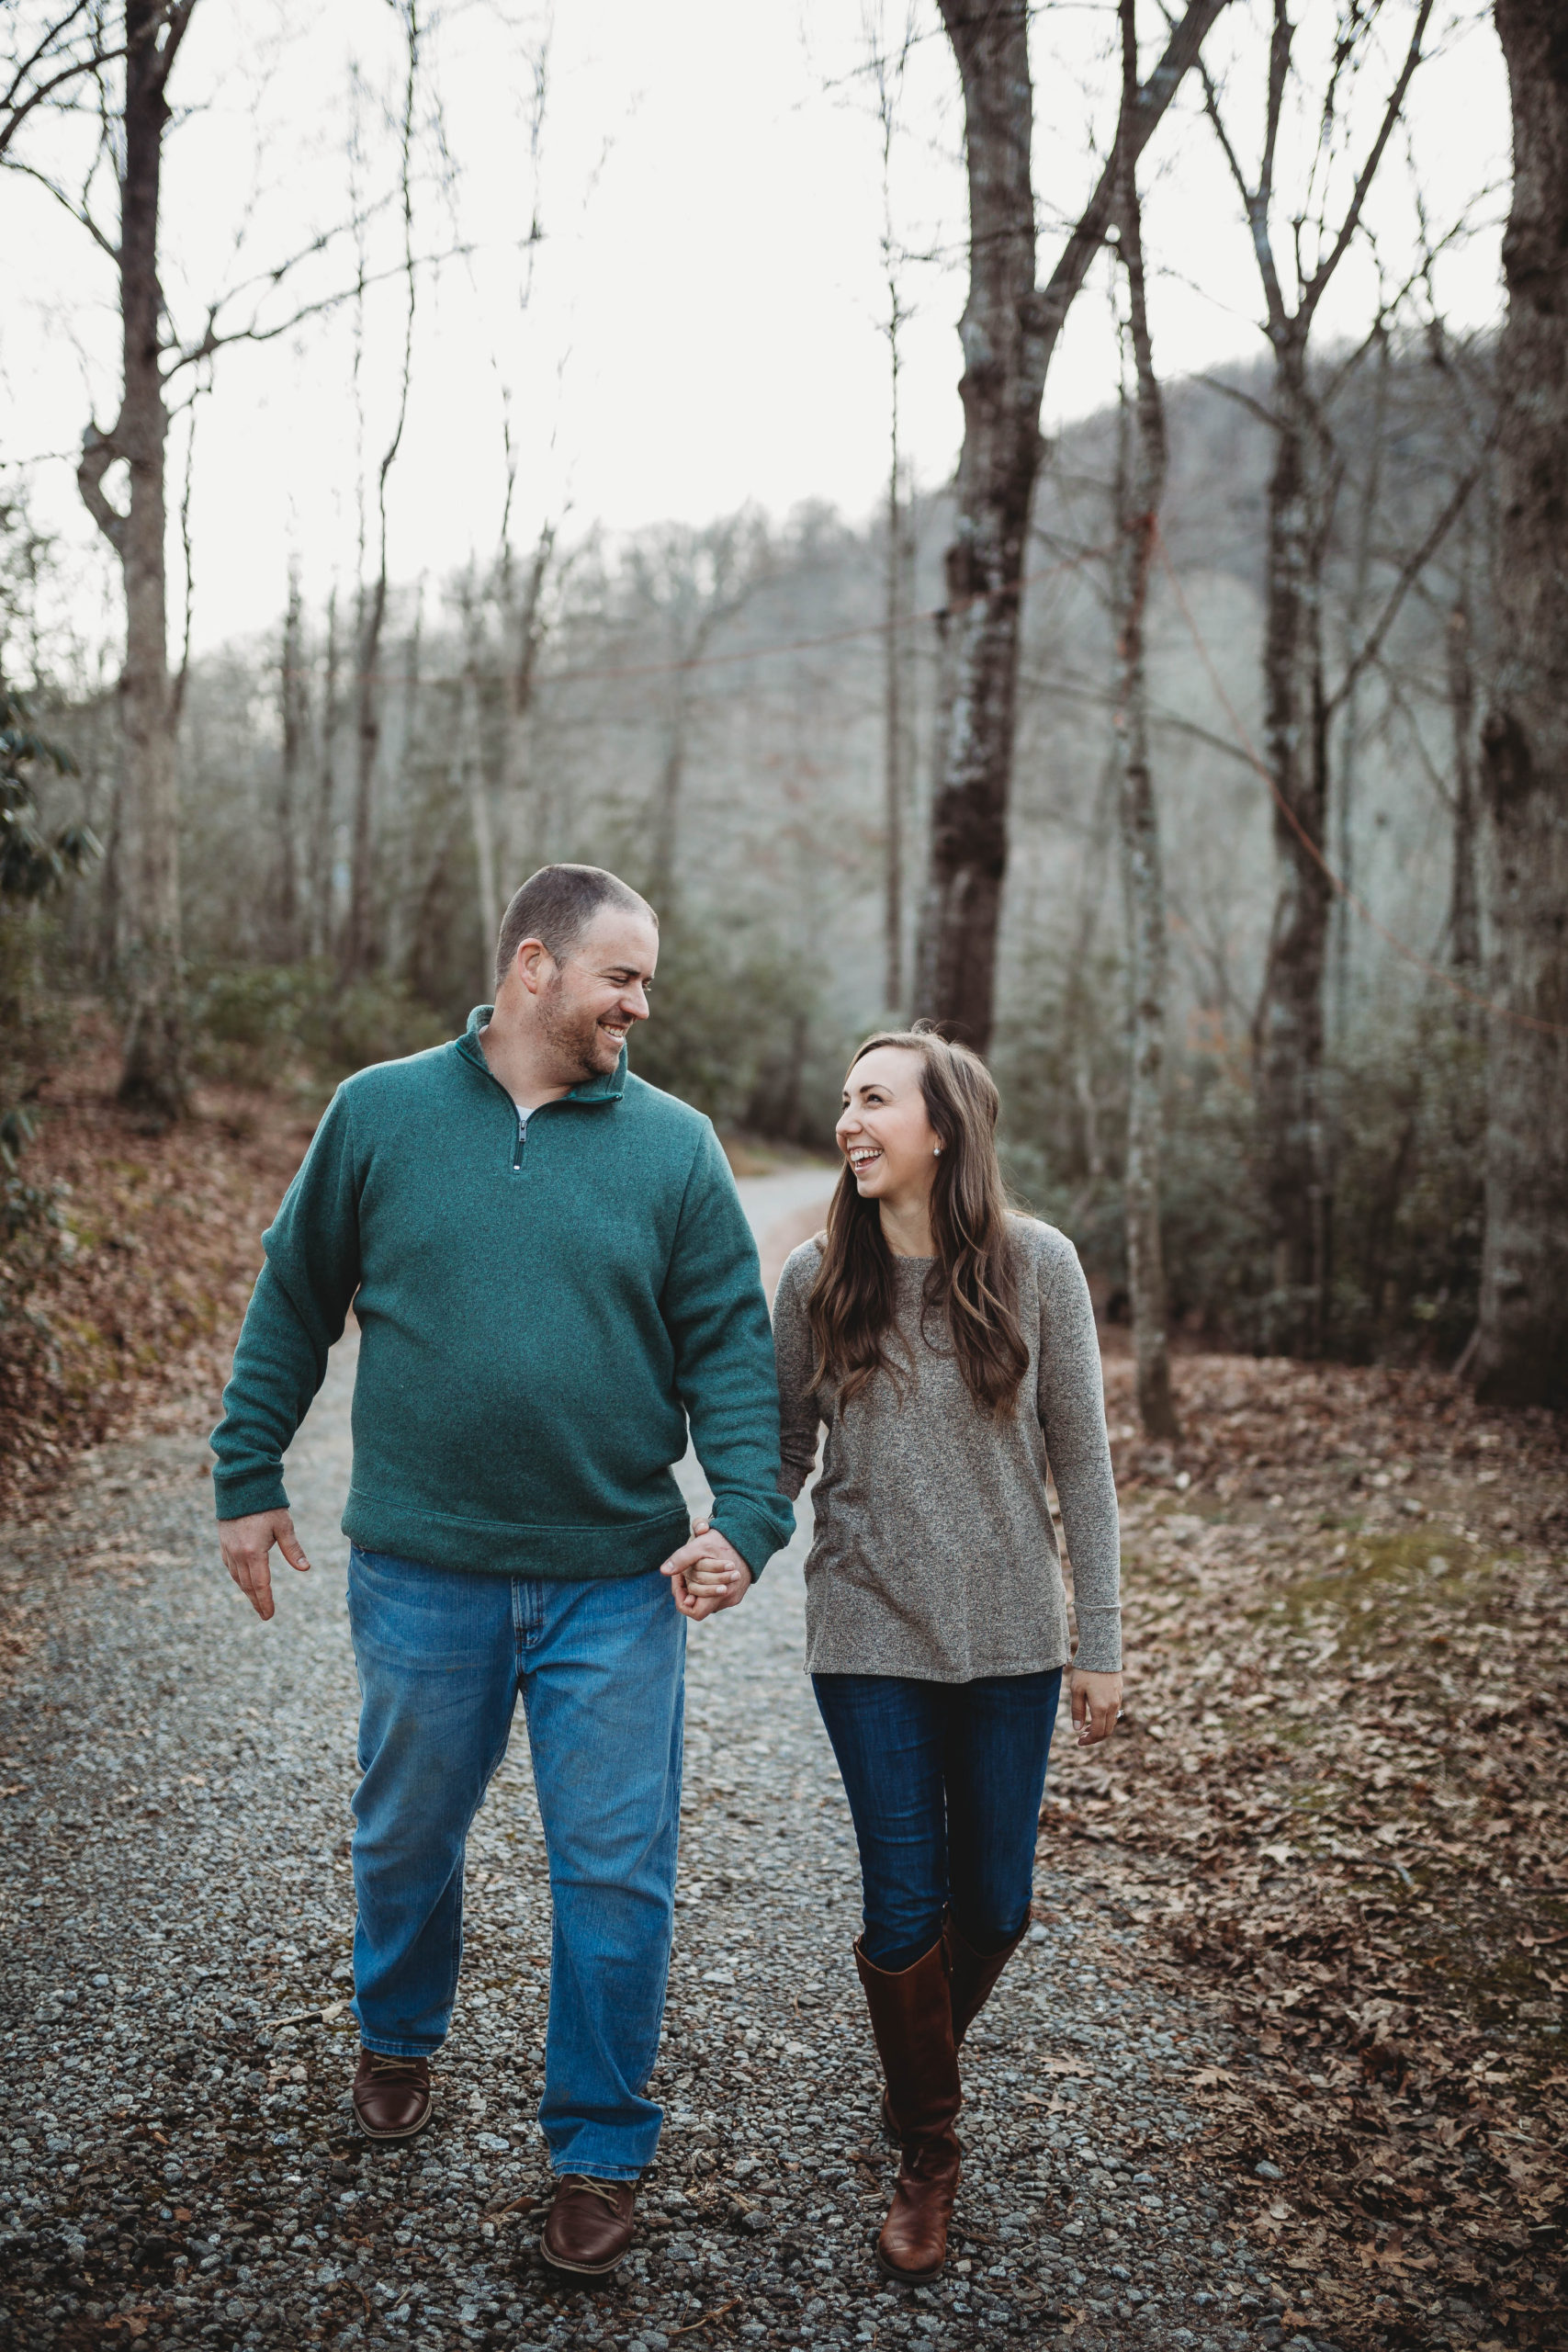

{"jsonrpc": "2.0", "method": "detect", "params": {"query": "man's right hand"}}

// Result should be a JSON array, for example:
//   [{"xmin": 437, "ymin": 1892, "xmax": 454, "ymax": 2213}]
[{"xmin": 220, "ymin": 1509, "xmax": 312, "ymax": 1622}]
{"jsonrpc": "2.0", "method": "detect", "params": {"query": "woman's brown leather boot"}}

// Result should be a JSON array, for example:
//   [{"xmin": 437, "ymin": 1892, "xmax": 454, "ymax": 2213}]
[
  {"xmin": 877, "ymin": 1913, "xmax": 1032, "ymax": 2144},
  {"xmin": 854, "ymin": 1936, "xmax": 963, "ymax": 2283},
  {"xmin": 944, "ymin": 1913, "xmax": 1028, "ymax": 2048}
]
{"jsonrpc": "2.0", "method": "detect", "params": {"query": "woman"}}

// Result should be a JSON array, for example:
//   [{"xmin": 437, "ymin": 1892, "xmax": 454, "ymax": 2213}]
[{"xmin": 770, "ymin": 1027, "xmax": 1122, "ymax": 2284}]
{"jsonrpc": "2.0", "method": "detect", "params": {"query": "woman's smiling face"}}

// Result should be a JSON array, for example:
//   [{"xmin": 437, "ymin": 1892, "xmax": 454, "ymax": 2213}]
[{"xmin": 835, "ymin": 1046, "xmax": 940, "ymax": 1205}]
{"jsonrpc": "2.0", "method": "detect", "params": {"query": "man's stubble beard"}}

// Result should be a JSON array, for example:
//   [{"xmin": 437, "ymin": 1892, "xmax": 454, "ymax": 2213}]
[{"xmin": 538, "ymin": 974, "xmax": 615, "ymax": 1087}]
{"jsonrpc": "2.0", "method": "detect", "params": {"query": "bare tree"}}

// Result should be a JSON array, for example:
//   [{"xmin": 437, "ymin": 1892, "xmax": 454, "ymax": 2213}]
[
  {"xmin": 4, "ymin": 3, "xmax": 407, "ymax": 1103},
  {"xmin": 61, "ymin": 1, "xmax": 199, "ymax": 1119},
  {"xmin": 496, "ymin": 520, "xmax": 554, "ymax": 881},
  {"xmin": 1474, "ymin": 0, "xmax": 1568, "ymax": 1408},
  {"xmin": 914, "ymin": 0, "xmax": 1233, "ymax": 1052},
  {"xmin": 633, "ymin": 519, "xmax": 763, "ymax": 908},
  {"xmin": 344, "ymin": 6, "xmax": 421, "ymax": 982},
  {"xmin": 1111, "ymin": 0, "xmax": 1178, "ymax": 1442},
  {"xmin": 1197, "ymin": 0, "xmax": 1434, "ymax": 1350},
  {"xmin": 1330, "ymin": 326, "xmax": 1391, "ymax": 1046},
  {"xmin": 866, "ymin": 3, "xmax": 919, "ymax": 1016},
  {"xmin": 276, "ymin": 560, "xmax": 307, "ymax": 959},
  {"xmin": 309, "ymin": 586, "xmax": 342, "ymax": 957},
  {"xmin": 452, "ymin": 571, "xmax": 497, "ymax": 966},
  {"xmin": 1445, "ymin": 531, "xmax": 1482, "ymax": 984}
]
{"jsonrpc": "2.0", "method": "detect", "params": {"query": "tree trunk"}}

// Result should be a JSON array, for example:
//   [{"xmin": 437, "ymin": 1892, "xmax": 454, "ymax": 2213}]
[
  {"xmin": 277, "ymin": 560, "xmax": 306, "ymax": 958},
  {"xmin": 915, "ymin": 0, "xmax": 1233, "ymax": 1051},
  {"xmin": 1113, "ymin": 17, "xmax": 1179, "ymax": 1442},
  {"xmin": 1252, "ymin": 342, "xmax": 1333, "ymax": 1355},
  {"xmin": 914, "ymin": 0, "xmax": 1039, "ymax": 1052},
  {"xmin": 1332, "ymin": 329, "xmax": 1390, "ymax": 1046},
  {"xmin": 310, "ymin": 587, "xmax": 340, "ymax": 957},
  {"xmin": 342, "ymin": 1, "xmax": 418, "ymax": 980},
  {"xmin": 1474, "ymin": 0, "xmax": 1568, "ymax": 1408},
  {"xmin": 883, "ymin": 335, "xmax": 907, "ymax": 1017},
  {"xmin": 649, "ymin": 683, "xmax": 692, "ymax": 912},
  {"xmin": 500, "ymin": 523, "xmax": 552, "ymax": 876},
  {"xmin": 1446, "ymin": 582, "xmax": 1481, "ymax": 982},
  {"xmin": 650, "ymin": 597, "xmax": 730, "ymax": 910},
  {"xmin": 77, "ymin": 0, "xmax": 193, "ymax": 1123},
  {"xmin": 457, "ymin": 585, "xmax": 498, "ymax": 975},
  {"xmin": 343, "ymin": 573, "xmax": 386, "ymax": 978}
]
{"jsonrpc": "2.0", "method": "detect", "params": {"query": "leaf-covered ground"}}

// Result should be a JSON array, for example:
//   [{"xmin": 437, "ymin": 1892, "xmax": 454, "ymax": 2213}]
[
  {"xmin": 1048, "ymin": 1354, "xmax": 1567, "ymax": 2348},
  {"xmin": 0, "ymin": 1037, "xmax": 316, "ymax": 1524}
]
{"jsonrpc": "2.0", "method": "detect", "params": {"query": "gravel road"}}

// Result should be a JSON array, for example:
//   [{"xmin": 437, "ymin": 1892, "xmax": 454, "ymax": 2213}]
[{"xmin": 1, "ymin": 1170, "xmax": 1325, "ymax": 2352}]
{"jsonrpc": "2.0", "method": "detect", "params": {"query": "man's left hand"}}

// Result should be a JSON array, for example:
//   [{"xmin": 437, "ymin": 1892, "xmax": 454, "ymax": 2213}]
[{"xmin": 660, "ymin": 1519, "xmax": 752, "ymax": 1621}]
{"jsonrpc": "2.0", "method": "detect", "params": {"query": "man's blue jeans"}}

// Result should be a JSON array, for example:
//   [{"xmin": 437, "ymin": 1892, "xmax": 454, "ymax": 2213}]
[
  {"xmin": 812, "ymin": 1669, "xmax": 1062, "ymax": 1973},
  {"xmin": 345, "ymin": 1546, "xmax": 685, "ymax": 2180}
]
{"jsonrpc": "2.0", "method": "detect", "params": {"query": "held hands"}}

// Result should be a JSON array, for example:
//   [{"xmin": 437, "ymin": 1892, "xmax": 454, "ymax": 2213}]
[
  {"xmin": 219, "ymin": 1509, "xmax": 312, "ymax": 1622},
  {"xmin": 1071, "ymin": 1668, "xmax": 1122, "ymax": 1747},
  {"xmin": 660, "ymin": 1517, "xmax": 752, "ymax": 1622}
]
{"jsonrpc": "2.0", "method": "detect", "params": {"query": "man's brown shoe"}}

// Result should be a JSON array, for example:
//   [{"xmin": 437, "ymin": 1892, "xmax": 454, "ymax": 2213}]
[
  {"xmin": 352, "ymin": 2050, "xmax": 433, "ymax": 2141},
  {"xmin": 541, "ymin": 2176, "xmax": 637, "ymax": 2277}
]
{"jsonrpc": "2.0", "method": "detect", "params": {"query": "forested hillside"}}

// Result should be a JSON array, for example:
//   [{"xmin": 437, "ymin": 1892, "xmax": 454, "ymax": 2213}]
[{"xmin": 7, "ymin": 341, "xmax": 1489, "ymax": 1363}]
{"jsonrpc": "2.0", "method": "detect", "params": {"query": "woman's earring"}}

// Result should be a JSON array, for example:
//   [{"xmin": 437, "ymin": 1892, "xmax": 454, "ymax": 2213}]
[{"xmin": 932, "ymin": 1144, "xmax": 942, "ymax": 1156}]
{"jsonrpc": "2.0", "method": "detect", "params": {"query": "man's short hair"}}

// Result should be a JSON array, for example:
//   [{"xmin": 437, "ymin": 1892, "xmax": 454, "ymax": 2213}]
[{"xmin": 493, "ymin": 865, "xmax": 655, "ymax": 992}]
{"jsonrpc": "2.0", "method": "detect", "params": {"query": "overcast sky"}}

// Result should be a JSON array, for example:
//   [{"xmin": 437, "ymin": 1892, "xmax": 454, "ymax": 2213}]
[{"xmin": 2, "ymin": 0, "xmax": 1509, "ymax": 658}]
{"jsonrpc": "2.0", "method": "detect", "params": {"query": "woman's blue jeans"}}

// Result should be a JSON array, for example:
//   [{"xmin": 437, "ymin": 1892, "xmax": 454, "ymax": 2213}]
[
  {"xmin": 811, "ymin": 1668, "xmax": 1063, "ymax": 1973},
  {"xmin": 346, "ymin": 1545, "xmax": 685, "ymax": 2180}
]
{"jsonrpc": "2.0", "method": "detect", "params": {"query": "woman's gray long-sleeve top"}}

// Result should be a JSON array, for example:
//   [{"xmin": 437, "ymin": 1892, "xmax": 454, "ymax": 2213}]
[{"xmin": 773, "ymin": 1216, "xmax": 1122, "ymax": 1682}]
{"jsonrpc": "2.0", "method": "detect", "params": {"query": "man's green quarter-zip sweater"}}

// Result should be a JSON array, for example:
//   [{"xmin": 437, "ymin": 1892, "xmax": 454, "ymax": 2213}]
[{"xmin": 210, "ymin": 1009, "xmax": 794, "ymax": 1580}]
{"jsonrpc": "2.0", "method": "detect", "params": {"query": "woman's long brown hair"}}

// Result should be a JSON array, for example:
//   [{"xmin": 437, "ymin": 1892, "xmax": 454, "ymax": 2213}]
[{"xmin": 807, "ymin": 1027, "xmax": 1029, "ymax": 1417}]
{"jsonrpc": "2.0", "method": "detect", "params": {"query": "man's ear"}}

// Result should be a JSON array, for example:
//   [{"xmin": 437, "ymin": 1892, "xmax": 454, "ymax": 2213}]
[{"xmin": 513, "ymin": 937, "xmax": 552, "ymax": 997}]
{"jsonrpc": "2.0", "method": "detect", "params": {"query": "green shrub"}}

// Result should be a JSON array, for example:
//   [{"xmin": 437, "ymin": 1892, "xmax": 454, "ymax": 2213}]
[
  {"xmin": 0, "ymin": 1103, "xmax": 69, "ymax": 1363},
  {"xmin": 186, "ymin": 961, "xmax": 448, "ymax": 1086}
]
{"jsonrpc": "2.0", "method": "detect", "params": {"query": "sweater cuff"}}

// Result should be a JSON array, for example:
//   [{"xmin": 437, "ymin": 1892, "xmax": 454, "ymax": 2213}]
[
  {"xmin": 1072, "ymin": 1606, "xmax": 1122, "ymax": 1675},
  {"xmin": 212, "ymin": 1466, "xmax": 290, "ymax": 1523},
  {"xmin": 709, "ymin": 1496, "xmax": 792, "ymax": 1579}
]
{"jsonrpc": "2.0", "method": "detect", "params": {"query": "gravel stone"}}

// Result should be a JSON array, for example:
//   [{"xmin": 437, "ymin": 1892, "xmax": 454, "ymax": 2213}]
[{"xmin": 2, "ymin": 1173, "xmax": 1300, "ymax": 2348}]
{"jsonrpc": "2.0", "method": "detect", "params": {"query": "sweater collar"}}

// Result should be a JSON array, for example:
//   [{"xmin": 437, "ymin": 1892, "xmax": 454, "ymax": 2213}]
[{"xmin": 457, "ymin": 1005, "xmax": 627, "ymax": 1102}]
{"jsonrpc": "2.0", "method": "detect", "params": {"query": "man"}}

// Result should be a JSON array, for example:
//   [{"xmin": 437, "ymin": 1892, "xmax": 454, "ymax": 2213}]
[{"xmin": 212, "ymin": 864, "xmax": 791, "ymax": 2278}]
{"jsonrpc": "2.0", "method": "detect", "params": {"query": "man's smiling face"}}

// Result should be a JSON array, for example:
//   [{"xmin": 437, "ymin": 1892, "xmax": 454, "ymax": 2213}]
[{"xmin": 536, "ymin": 904, "xmax": 660, "ymax": 1084}]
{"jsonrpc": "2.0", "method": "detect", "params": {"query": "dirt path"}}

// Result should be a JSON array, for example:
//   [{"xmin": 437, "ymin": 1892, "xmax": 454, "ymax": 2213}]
[{"xmin": 1, "ymin": 1177, "xmax": 1307, "ymax": 2352}]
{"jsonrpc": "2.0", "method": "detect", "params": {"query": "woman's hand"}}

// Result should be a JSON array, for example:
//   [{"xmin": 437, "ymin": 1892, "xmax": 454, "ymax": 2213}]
[
  {"xmin": 1071, "ymin": 1668, "xmax": 1122, "ymax": 1747},
  {"xmin": 660, "ymin": 1518, "xmax": 752, "ymax": 1621}
]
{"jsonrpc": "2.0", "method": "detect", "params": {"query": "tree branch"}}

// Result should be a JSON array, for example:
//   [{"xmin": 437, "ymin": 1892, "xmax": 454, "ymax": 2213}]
[
  {"xmin": 1194, "ymin": 50, "xmax": 1286, "ymax": 334},
  {"xmin": 1192, "ymin": 368, "xmax": 1280, "ymax": 430},
  {"xmin": 161, "ymin": 241, "xmax": 470, "ymax": 377},
  {"xmin": 1033, "ymin": 0, "xmax": 1235, "ymax": 365},
  {"xmin": 142, "ymin": 0, "xmax": 199, "ymax": 105},
  {"xmin": 1326, "ymin": 461, "xmax": 1483, "ymax": 719},
  {"xmin": 76, "ymin": 417, "xmax": 128, "ymax": 555},
  {"xmin": 1258, "ymin": 0, "xmax": 1289, "ymax": 232},
  {"xmin": 0, "ymin": 150, "xmax": 118, "ymax": 254},
  {"xmin": 1371, "ymin": 655, "xmax": 1454, "ymax": 811},
  {"xmin": 1301, "ymin": 0, "xmax": 1435, "ymax": 321},
  {"xmin": 170, "ymin": 396, "xmax": 199, "ymax": 725},
  {"xmin": 0, "ymin": 4, "xmax": 127, "ymax": 160}
]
